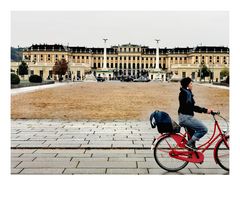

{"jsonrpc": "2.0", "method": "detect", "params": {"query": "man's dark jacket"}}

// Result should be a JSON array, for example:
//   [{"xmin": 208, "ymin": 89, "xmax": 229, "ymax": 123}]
[{"xmin": 178, "ymin": 88, "xmax": 207, "ymax": 116}]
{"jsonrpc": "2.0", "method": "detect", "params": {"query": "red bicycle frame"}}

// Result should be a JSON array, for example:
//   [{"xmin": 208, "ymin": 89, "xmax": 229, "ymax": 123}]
[{"xmin": 153, "ymin": 114, "xmax": 229, "ymax": 164}]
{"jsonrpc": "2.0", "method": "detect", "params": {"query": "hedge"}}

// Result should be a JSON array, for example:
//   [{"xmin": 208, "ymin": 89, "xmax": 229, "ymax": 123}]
[
  {"xmin": 11, "ymin": 73, "xmax": 20, "ymax": 85},
  {"xmin": 29, "ymin": 75, "xmax": 43, "ymax": 83}
]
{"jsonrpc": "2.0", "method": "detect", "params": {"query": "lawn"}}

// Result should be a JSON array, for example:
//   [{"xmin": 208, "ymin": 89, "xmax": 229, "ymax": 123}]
[{"xmin": 11, "ymin": 82, "xmax": 229, "ymax": 121}]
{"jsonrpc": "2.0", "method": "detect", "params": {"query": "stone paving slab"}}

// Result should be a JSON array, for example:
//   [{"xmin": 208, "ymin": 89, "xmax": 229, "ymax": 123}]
[
  {"xmin": 33, "ymin": 157, "xmax": 72, "ymax": 162},
  {"xmin": 11, "ymin": 119, "xmax": 222, "ymax": 149},
  {"xmin": 64, "ymin": 168, "xmax": 106, "ymax": 174},
  {"xmin": 11, "ymin": 148, "xmax": 229, "ymax": 175},
  {"xmin": 189, "ymin": 168, "xmax": 228, "ymax": 175},
  {"xmin": 77, "ymin": 161, "xmax": 137, "ymax": 168},
  {"xmin": 106, "ymin": 169, "xmax": 148, "ymax": 174},
  {"xmin": 20, "ymin": 168, "xmax": 65, "ymax": 174},
  {"xmin": 16, "ymin": 161, "xmax": 78, "ymax": 168}
]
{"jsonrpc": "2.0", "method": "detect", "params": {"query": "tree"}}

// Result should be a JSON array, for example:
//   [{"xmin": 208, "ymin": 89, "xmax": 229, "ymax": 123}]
[
  {"xmin": 220, "ymin": 68, "xmax": 229, "ymax": 80},
  {"xmin": 18, "ymin": 61, "xmax": 28, "ymax": 76},
  {"xmin": 11, "ymin": 47, "xmax": 23, "ymax": 61},
  {"xmin": 52, "ymin": 59, "xmax": 68, "ymax": 82},
  {"xmin": 200, "ymin": 64, "xmax": 211, "ymax": 81}
]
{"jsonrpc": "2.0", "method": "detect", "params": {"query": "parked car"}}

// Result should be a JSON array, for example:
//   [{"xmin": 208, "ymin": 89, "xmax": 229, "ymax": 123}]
[
  {"xmin": 96, "ymin": 77, "xmax": 105, "ymax": 82},
  {"xmin": 133, "ymin": 76, "xmax": 150, "ymax": 82},
  {"xmin": 121, "ymin": 76, "xmax": 133, "ymax": 82}
]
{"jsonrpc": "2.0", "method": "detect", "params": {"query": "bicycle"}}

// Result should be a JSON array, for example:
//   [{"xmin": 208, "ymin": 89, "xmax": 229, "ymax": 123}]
[{"xmin": 151, "ymin": 111, "xmax": 229, "ymax": 172}]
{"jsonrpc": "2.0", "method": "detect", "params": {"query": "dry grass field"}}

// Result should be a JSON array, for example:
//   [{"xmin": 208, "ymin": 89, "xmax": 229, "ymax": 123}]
[{"xmin": 11, "ymin": 82, "xmax": 229, "ymax": 121}]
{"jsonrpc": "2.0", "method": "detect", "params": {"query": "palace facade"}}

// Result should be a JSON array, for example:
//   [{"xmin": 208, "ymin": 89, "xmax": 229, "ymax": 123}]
[{"xmin": 11, "ymin": 43, "xmax": 229, "ymax": 82}]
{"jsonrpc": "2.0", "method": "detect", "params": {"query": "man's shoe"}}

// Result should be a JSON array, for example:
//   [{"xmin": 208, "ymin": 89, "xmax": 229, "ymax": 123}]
[{"xmin": 185, "ymin": 142, "xmax": 197, "ymax": 151}]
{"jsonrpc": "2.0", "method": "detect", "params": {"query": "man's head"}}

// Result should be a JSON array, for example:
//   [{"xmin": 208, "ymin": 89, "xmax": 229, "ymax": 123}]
[{"xmin": 180, "ymin": 77, "xmax": 193, "ymax": 90}]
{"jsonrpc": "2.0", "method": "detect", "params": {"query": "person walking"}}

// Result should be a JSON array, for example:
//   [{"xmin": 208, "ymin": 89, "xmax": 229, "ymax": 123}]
[{"xmin": 178, "ymin": 77, "xmax": 212, "ymax": 151}]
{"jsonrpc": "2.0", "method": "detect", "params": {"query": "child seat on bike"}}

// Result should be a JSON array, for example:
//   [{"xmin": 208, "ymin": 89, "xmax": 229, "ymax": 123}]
[{"xmin": 150, "ymin": 110, "xmax": 181, "ymax": 133}]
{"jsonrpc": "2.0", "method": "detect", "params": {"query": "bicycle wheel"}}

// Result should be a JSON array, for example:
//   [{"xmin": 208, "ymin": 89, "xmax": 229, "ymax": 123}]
[
  {"xmin": 154, "ymin": 134, "xmax": 189, "ymax": 172},
  {"xmin": 215, "ymin": 136, "xmax": 229, "ymax": 171}
]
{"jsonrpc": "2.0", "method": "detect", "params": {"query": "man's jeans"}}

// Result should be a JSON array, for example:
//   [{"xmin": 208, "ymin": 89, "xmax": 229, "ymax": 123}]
[{"xmin": 178, "ymin": 113, "xmax": 208, "ymax": 142}]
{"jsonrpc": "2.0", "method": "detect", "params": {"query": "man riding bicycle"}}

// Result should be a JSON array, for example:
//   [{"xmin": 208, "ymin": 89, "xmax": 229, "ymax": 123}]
[{"xmin": 178, "ymin": 77, "xmax": 212, "ymax": 151}]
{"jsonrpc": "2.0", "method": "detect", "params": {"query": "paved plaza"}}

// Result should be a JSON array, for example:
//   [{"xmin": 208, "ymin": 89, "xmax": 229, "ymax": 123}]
[
  {"xmin": 11, "ymin": 83, "xmax": 229, "ymax": 175},
  {"xmin": 11, "ymin": 119, "xmax": 229, "ymax": 175}
]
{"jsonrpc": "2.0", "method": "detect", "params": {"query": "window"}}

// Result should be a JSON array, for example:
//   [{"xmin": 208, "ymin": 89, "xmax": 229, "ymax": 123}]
[
  {"xmin": 40, "ymin": 70, "xmax": 43, "ymax": 77},
  {"xmin": 129, "ymin": 56, "xmax": 131, "ymax": 60},
  {"xmin": 77, "ymin": 71, "xmax": 81, "ymax": 80},
  {"xmin": 82, "ymin": 56, "xmax": 84, "ymax": 59},
  {"xmin": 48, "ymin": 70, "xmax": 52, "ymax": 78},
  {"xmin": 62, "ymin": 55, "xmax": 64, "ymax": 58}
]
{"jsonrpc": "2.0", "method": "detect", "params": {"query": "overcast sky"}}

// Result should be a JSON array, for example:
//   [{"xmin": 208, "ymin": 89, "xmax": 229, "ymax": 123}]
[{"xmin": 11, "ymin": 11, "xmax": 229, "ymax": 48}]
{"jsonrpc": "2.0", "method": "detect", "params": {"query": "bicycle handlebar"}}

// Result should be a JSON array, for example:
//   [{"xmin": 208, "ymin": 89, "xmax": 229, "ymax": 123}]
[
  {"xmin": 210, "ymin": 111, "xmax": 229, "ymax": 133},
  {"xmin": 211, "ymin": 111, "xmax": 220, "ymax": 116}
]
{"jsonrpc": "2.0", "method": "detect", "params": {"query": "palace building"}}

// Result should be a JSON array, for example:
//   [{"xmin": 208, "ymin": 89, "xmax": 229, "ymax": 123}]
[{"xmin": 11, "ymin": 43, "xmax": 229, "ymax": 82}]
